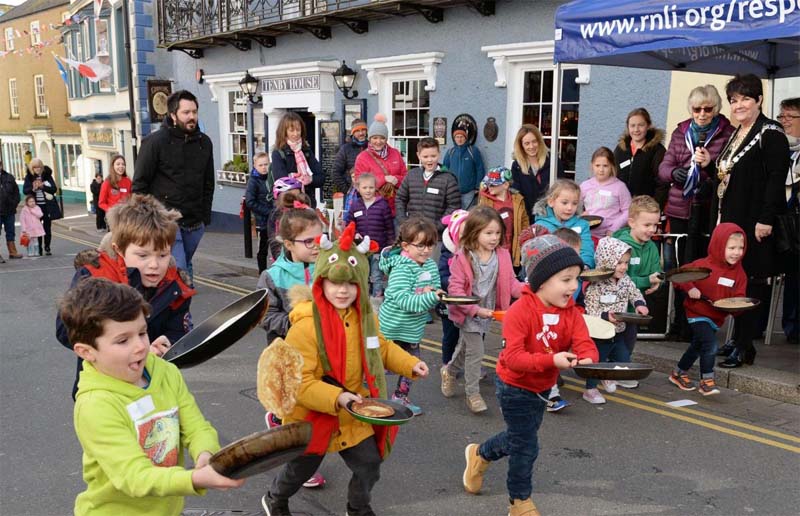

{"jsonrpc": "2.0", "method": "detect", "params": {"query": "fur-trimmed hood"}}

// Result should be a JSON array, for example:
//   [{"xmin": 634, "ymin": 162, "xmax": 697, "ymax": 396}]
[{"xmin": 617, "ymin": 128, "xmax": 665, "ymax": 152}]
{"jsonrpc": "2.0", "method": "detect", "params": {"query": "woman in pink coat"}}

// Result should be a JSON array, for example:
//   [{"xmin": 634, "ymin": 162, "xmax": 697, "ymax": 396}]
[{"xmin": 353, "ymin": 114, "xmax": 407, "ymax": 216}]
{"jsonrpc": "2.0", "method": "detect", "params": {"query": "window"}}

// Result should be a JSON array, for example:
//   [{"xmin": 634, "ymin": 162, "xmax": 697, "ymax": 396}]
[
  {"xmin": 1, "ymin": 141, "xmax": 33, "ymax": 181},
  {"xmin": 521, "ymin": 68, "xmax": 580, "ymax": 173},
  {"xmin": 8, "ymin": 78, "xmax": 19, "ymax": 117},
  {"xmin": 30, "ymin": 21, "xmax": 41, "ymax": 46},
  {"xmin": 56, "ymin": 143, "xmax": 83, "ymax": 188},
  {"xmin": 226, "ymin": 91, "xmax": 264, "ymax": 164},
  {"xmin": 390, "ymin": 79, "xmax": 429, "ymax": 168},
  {"xmin": 4, "ymin": 27, "xmax": 14, "ymax": 51},
  {"xmin": 34, "ymin": 75, "xmax": 48, "ymax": 116},
  {"xmin": 114, "ymin": 6, "xmax": 128, "ymax": 89}
]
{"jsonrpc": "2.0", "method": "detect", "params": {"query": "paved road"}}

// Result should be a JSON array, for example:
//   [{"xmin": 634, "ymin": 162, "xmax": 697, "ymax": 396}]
[{"xmin": 1, "ymin": 232, "xmax": 799, "ymax": 516}]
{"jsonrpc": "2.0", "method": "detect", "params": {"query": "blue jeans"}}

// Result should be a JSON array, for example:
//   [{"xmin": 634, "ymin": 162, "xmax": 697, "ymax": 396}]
[
  {"xmin": 479, "ymin": 377, "xmax": 546, "ymax": 501},
  {"xmin": 621, "ymin": 323, "xmax": 638, "ymax": 355},
  {"xmin": 677, "ymin": 321, "xmax": 718, "ymax": 378},
  {"xmin": 172, "ymin": 223, "xmax": 205, "ymax": 282},
  {"xmin": 0, "ymin": 213, "xmax": 15, "ymax": 242},
  {"xmin": 369, "ymin": 254, "xmax": 384, "ymax": 296},
  {"xmin": 586, "ymin": 332, "xmax": 631, "ymax": 389},
  {"xmin": 461, "ymin": 191, "xmax": 477, "ymax": 210}
]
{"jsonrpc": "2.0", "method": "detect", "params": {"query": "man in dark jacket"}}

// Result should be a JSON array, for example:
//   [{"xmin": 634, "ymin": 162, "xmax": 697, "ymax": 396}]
[
  {"xmin": 133, "ymin": 90, "xmax": 214, "ymax": 279},
  {"xmin": 0, "ymin": 160, "xmax": 22, "ymax": 261},
  {"xmin": 332, "ymin": 118, "xmax": 368, "ymax": 193}
]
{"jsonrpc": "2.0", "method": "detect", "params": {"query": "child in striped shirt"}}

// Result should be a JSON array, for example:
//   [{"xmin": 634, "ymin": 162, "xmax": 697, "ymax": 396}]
[{"xmin": 378, "ymin": 217, "xmax": 444, "ymax": 415}]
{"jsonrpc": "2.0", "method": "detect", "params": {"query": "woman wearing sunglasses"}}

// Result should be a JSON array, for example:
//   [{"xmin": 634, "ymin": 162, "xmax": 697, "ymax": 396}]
[{"xmin": 659, "ymin": 85, "xmax": 734, "ymax": 265}]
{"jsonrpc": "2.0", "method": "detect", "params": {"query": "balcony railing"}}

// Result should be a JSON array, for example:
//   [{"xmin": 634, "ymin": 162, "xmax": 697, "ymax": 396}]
[{"xmin": 156, "ymin": 0, "xmax": 492, "ymax": 54}]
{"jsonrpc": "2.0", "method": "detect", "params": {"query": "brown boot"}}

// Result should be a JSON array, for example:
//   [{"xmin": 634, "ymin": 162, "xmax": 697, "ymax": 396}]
[
  {"xmin": 508, "ymin": 498, "xmax": 541, "ymax": 516},
  {"xmin": 6, "ymin": 241, "xmax": 22, "ymax": 259},
  {"xmin": 463, "ymin": 443, "xmax": 490, "ymax": 494}
]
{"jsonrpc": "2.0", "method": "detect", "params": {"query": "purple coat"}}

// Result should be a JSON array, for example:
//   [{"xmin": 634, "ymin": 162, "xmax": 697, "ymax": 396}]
[
  {"xmin": 658, "ymin": 116, "xmax": 734, "ymax": 219},
  {"xmin": 344, "ymin": 195, "xmax": 395, "ymax": 248}
]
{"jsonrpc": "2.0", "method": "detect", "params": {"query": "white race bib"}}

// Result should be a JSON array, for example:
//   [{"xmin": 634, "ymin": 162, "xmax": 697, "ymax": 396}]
[
  {"xmin": 571, "ymin": 226, "xmax": 582, "ymax": 234},
  {"xmin": 354, "ymin": 211, "xmax": 363, "ymax": 218},
  {"xmin": 630, "ymin": 257, "xmax": 641, "ymax": 265},
  {"xmin": 418, "ymin": 271, "xmax": 432, "ymax": 281},
  {"xmin": 126, "ymin": 395, "xmax": 155, "ymax": 421},
  {"xmin": 600, "ymin": 294, "xmax": 617, "ymax": 304},
  {"xmin": 599, "ymin": 189, "xmax": 612, "ymax": 197},
  {"xmin": 366, "ymin": 336, "xmax": 380, "ymax": 349},
  {"xmin": 120, "ymin": 188, "xmax": 128, "ymax": 193},
  {"xmin": 543, "ymin": 314, "xmax": 560, "ymax": 325},
  {"xmin": 718, "ymin": 277, "xmax": 735, "ymax": 287},
  {"xmin": 427, "ymin": 187, "xmax": 440, "ymax": 195},
  {"xmin": 619, "ymin": 159, "xmax": 631, "ymax": 169},
  {"xmin": 500, "ymin": 212, "xmax": 510, "ymax": 219}
]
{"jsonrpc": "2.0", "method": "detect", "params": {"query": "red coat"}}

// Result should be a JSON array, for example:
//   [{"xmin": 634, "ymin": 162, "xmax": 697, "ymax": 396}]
[
  {"xmin": 354, "ymin": 146, "xmax": 407, "ymax": 215},
  {"xmin": 98, "ymin": 176, "xmax": 132, "ymax": 212},
  {"xmin": 496, "ymin": 286, "xmax": 599, "ymax": 393},
  {"xmin": 675, "ymin": 222, "xmax": 748, "ymax": 327}
]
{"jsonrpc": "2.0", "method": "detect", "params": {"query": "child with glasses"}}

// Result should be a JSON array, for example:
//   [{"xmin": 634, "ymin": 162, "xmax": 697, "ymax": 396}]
[{"xmin": 377, "ymin": 217, "xmax": 444, "ymax": 415}]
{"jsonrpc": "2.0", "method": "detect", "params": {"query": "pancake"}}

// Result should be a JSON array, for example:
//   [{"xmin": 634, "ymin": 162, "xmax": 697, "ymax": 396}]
[
  {"xmin": 713, "ymin": 298, "xmax": 757, "ymax": 310},
  {"xmin": 351, "ymin": 399, "xmax": 395, "ymax": 418}
]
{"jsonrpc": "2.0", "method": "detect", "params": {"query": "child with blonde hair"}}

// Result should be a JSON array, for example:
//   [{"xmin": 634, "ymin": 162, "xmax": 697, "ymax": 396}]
[
  {"xmin": 580, "ymin": 147, "xmax": 632, "ymax": 238},
  {"xmin": 534, "ymin": 179, "xmax": 595, "ymax": 268}
]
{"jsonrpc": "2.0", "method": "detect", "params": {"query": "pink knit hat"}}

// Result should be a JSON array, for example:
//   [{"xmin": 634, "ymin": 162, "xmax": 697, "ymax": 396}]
[{"xmin": 441, "ymin": 209, "xmax": 470, "ymax": 253}]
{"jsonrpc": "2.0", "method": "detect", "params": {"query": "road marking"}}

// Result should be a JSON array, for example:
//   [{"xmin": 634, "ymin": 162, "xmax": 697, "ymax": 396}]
[{"xmin": 0, "ymin": 266, "xmax": 74, "ymax": 274}]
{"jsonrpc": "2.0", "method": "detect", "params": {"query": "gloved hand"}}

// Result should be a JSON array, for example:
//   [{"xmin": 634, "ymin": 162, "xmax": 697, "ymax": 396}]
[{"xmin": 671, "ymin": 168, "xmax": 688, "ymax": 184}]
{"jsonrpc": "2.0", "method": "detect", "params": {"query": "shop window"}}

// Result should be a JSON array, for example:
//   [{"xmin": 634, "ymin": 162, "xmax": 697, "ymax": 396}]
[
  {"xmin": 1, "ymin": 141, "xmax": 33, "ymax": 181},
  {"xmin": 57, "ymin": 143, "xmax": 83, "ymax": 188},
  {"xmin": 8, "ymin": 78, "xmax": 19, "ymax": 118},
  {"xmin": 4, "ymin": 27, "xmax": 14, "ymax": 51},
  {"xmin": 521, "ymin": 68, "xmax": 580, "ymax": 174},
  {"xmin": 30, "ymin": 21, "xmax": 41, "ymax": 46},
  {"xmin": 226, "ymin": 91, "xmax": 264, "ymax": 166},
  {"xmin": 34, "ymin": 75, "xmax": 48, "ymax": 116},
  {"xmin": 390, "ymin": 79, "xmax": 429, "ymax": 168}
]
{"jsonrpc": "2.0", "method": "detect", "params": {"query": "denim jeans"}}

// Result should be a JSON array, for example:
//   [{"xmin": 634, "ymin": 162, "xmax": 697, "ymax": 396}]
[
  {"xmin": 479, "ymin": 377, "xmax": 546, "ymax": 501},
  {"xmin": 0, "ymin": 213, "xmax": 15, "ymax": 242},
  {"xmin": 677, "ymin": 321, "xmax": 718, "ymax": 377},
  {"xmin": 172, "ymin": 223, "xmax": 205, "ymax": 282},
  {"xmin": 586, "ymin": 332, "xmax": 631, "ymax": 389},
  {"xmin": 369, "ymin": 254, "xmax": 385, "ymax": 296}
]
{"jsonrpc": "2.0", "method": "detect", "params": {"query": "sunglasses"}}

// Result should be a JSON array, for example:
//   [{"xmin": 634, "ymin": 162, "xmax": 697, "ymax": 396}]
[{"xmin": 692, "ymin": 106, "xmax": 715, "ymax": 114}]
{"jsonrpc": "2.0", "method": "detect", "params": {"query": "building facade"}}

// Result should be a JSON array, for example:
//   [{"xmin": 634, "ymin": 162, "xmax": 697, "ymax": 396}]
[{"xmin": 0, "ymin": 0, "xmax": 83, "ymax": 201}]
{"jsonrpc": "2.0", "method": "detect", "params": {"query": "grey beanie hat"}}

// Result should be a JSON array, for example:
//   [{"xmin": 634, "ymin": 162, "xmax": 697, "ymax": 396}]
[
  {"xmin": 368, "ymin": 113, "xmax": 389, "ymax": 139},
  {"xmin": 522, "ymin": 235, "xmax": 584, "ymax": 291}
]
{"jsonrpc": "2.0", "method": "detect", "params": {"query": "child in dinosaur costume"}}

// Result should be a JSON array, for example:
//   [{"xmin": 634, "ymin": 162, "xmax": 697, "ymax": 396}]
[{"xmin": 261, "ymin": 222, "xmax": 429, "ymax": 516}]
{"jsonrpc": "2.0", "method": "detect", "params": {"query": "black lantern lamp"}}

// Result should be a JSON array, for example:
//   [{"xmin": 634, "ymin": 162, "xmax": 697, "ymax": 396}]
[
  {"xmin": 239, "ymin": 70, "xmax": 260, "ymax": 102},
  {"xmin": 333, "ymin": 61, "xmax": 358, "ymax": 99}
]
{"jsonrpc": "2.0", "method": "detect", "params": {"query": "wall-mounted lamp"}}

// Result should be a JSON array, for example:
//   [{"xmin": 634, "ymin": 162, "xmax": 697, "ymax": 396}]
[
  {"xmin": 332, "ymin": 60, "xmax": 358, "ymax": 99},
  {"xmin": 238, "ymin": 70, "xmax": 261, "ymax": 103}
]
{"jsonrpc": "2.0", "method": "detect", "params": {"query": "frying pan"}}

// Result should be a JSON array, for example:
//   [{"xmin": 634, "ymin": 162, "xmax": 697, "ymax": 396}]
[
  {"xmin": 163, "ymin": 289, "xmax": 269, "ymax": 368},
  {"xmin": 611, "ymin": 312, "xmax": 653, "ymax": 325},
  {"xmin": 321, "ymin": 375, "xmax": 414, "ymax": 426},
  {"xmin": 709, "ymin": 296, "xmax": 762, "ymax": 313},
  {"xmin": 583, "ymin": 315, "xmax": 615, "ymax": 340},
  {"xmin": 572, "ymin": 362, "xmax": 654, "ymax": 381},
  {"xmin": 209, "ymin": 422, "xmax": 312, "ymax": 479},
  {"xmin": 580, "ymin": 269, "xmax": 614, "ymax": 282},
  {"xmin": 581, "ymin": 215, "xmax": 604, "ymax": 228},
  {"xmin": 659, "ymin": 266, "xmax": 711, "ymax": 283},
  {"xmin": 439, "ymin": 293, "xmax": 481, "ymax": 305}
]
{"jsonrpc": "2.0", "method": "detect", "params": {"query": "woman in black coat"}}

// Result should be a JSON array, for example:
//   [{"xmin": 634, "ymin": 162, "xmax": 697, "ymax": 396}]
[
  {"xmin": 22, "ymin": 158, "xmax": 60, "ymax": 255},
  {"xmin": 271, "ymin": 111, "xmax": 324, "ymax": 207},
  {"xmin": 509, "ymin": 124, "xmax": 564, "ymax": 217},
  {"xmin": 715, "ymin": 74, "xmax": 790, "ymax": 368}
]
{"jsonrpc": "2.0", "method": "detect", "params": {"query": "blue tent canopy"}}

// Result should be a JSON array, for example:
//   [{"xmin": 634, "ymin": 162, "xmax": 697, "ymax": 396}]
[{"xmin": 554, "ymin": 0, "xmax": 800, "ymax": 78}]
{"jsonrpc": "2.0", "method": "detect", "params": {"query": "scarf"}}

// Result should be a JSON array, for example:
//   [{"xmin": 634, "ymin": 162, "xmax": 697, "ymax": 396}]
[
  {"xmin": 683, "ymin": 116, "xmax": 722, "ymax": 199},
  {"xmin": 369, "ymin": 143, "xmax": 388, "ymax": 160},
  {"xmin": 353, "ymin": 138, "xmax": 367, "ymax": 148},
  {"xmin": 788, "ymin": 134, "xmax": 800, "ymax": 202},
  {"xmin": 288, "ymin": 140, "xmax": 313, "ymax": 186}
]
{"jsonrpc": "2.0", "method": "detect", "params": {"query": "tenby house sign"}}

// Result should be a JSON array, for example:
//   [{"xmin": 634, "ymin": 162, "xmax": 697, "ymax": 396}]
[{"xmin": 261, "ymin": 74, "xmax": 320, "ymax": 93}]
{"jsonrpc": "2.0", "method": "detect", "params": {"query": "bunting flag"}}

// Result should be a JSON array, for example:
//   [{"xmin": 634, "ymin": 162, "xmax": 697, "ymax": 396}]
[
  {"xmin": 54, "ymin": 55, "xmax": 69, "ymax": 86},
  {"xmin": 59, "ymin": 55, "xmax": 111, "ymax": 82}
]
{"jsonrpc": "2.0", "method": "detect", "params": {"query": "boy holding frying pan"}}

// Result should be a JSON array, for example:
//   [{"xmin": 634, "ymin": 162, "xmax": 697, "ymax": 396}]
[{"xmin": 56, "ymin": 194, "xmax": 195, "ymax": 399}]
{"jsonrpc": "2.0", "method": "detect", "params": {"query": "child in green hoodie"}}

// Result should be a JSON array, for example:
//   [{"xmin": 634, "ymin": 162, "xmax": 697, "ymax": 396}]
[
  {"xmin": 61, "ymin": 278, "xmax": 243, "ymax": 516},
  {"xmin": 612, "ymin": 195, "xmax": 663, "ymax": 387}
]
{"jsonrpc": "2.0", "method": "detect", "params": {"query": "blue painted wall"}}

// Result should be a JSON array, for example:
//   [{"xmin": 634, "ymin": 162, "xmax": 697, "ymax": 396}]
[{"xmin": 166, "ymin": 0, "xmax": 670, "ymax": 216}]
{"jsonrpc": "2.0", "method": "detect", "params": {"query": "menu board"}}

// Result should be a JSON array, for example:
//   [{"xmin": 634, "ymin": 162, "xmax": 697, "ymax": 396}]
[{"xmin": 318, "ymin": 120, "xmax": 342, "ymax": 203}]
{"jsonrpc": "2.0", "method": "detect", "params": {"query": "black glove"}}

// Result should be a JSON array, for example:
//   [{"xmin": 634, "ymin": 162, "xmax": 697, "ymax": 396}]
[{"xmin": 672, "ymin": 168, "xmax": 688, "ymax": 184}]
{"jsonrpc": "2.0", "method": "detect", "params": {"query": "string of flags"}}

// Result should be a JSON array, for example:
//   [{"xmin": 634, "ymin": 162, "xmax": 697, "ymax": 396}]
[{"xmin": 54, "ymin": 53, "xmax": 112, "ymax": 83}]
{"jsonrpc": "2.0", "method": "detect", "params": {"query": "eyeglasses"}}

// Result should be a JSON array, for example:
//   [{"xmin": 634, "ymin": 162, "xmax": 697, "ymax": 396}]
[
  {"xmin": 406, "ymin": 242, "xmax": 434, "ymax": 251},
  {"xmin": 777, "ymin": 114, "xmax": 800, "ymax": 121},
  {"xmin": 691, "ymin": 106, "xmax": 715, "ymax": 114},
  {"xmin": 290, "ymin": 237, "xmax": 319, "ymax": 249}
]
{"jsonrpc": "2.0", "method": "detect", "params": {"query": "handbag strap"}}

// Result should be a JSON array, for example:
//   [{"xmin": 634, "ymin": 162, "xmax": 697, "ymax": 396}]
[{"xmin": 367, "ymin": 150, "xmax": 391, "ymax": 178}]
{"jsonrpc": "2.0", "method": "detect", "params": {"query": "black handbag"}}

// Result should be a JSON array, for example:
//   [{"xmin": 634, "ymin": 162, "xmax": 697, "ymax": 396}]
[{"xmin": 46, "ymin": 198, "xmax": 63, "ymax": 220}]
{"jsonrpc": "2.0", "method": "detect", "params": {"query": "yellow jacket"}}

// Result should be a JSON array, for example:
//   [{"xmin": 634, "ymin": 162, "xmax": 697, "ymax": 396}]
[{"xmin": 283, "ymin": 299, "xmax": 420, "ymax": 453}]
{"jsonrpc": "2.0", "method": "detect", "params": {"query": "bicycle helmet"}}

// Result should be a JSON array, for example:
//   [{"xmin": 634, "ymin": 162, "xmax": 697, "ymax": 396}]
[{"xmin": 272, "ymin": 176, "xmax": 303, "ymax": 200}]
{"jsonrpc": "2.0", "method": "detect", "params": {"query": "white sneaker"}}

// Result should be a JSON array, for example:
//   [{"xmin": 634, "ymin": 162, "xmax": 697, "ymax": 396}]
[
  {"xmin": 602, "ymin": 380, "xmax": 617, "ymax": 393},
  {"xmin": 616, "ymin": 380, "xmax": 639, "ymax": 389},
  {"xmin": 583, "ymin": 388, "xmax": 606, "ymax": 404}
]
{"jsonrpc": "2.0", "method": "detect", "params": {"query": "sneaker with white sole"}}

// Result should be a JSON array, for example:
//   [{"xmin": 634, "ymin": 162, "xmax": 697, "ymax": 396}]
[
  {"xmin": 302, "ymin": 471, "xmax": 325, "ymax": 488},
  {"xmin": 601, "ymin": 380, "xmax": 617, "ymax": 393},
  {"xmin": 466, "ymin": 393, "xmax": 488, "ymax": 413},
  {"xmin": 265, "ymin": 412, "xmax": 282, "ymax": 429},
  {"xmin": 668, "ymin": 372, "xmax": 696, "ymax": 391},
  {"xmin": 546, "ymin": 396, "xmax": 569, "ymax": 413},
  {"xmin": 616, "ymin": 380, "xmax": 639, "ymax": 389},
  {"xmin": 698, "ymin": 378, "xmax": 720, "ymax": 396},
  {"xmin": 392, "ymin": 394, "xmax": 422, "ymax": 416},
  {"xmin": 261, "ymin": 493, "xmax": 291, "ymax": 516},
  {"xmin": 583, "ymin": 388, "xmax": 606, "ymax": 404},
  {"xmin": 440, "ymin": 366, "xmax": 456, "ymax": 398}
]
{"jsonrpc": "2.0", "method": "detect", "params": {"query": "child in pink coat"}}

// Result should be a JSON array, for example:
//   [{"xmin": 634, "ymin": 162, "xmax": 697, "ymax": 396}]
[
  {"xmin": 580, "ymin": 147, "xmax": 632, "ymax": 238},
  {"xmin": 20, "ymin": 195, "xmax": 45, "ymax": 256}
]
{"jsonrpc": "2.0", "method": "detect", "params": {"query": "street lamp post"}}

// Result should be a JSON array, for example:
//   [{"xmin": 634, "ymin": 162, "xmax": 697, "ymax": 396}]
[{"xmin": 239, "ymin": 71, "xmax": 260, "ymax": 260}]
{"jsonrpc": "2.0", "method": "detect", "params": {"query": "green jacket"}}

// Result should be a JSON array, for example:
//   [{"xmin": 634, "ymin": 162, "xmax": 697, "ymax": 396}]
[
  {"xmin": 74, "ymin": 353, "xmax": 220, "ymax": 516},
  {"xmin": 378, "ymin": 247, "xmax": 441, "ymax": 343},
  {"xmin": 612, "ymin": 226, "xmax": 662, "ymax": 291}
]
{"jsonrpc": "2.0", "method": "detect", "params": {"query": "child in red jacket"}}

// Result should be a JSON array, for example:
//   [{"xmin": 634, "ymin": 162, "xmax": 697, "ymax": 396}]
[
  {"xmin": 669, "ymin": 222, "xmax": 747, "ymax": 395},
  {"xmin": 462, "ymin": 235, "xmax": 598, "ymax": 516}
]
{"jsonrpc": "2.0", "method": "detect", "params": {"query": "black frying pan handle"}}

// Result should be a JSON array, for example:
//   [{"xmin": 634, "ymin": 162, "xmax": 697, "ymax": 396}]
[{"xmin": 322, "ymin": 375, "xmax": 356, "ymax": 395}]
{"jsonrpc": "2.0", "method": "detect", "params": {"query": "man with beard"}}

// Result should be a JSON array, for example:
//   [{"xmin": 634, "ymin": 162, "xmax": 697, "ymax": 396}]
[{"xmin": 133, "ymin": 90, "xmax": 214, "ymax": 281}]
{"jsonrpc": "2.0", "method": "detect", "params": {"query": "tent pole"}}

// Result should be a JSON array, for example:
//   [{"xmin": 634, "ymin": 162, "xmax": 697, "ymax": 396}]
[{"xmin": 551, "ymin": 61, "xmax": 562, "ymax": 185}]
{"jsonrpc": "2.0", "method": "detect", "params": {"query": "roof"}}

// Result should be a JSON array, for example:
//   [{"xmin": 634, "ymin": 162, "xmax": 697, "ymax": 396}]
[{"xmin": 1, "ymin": 0, "xmax": 68, "ymax": 23}]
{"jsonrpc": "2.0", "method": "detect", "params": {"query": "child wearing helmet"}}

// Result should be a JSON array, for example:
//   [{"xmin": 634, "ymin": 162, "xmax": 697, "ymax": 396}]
[{"xmin": 476, "ymin": 166, "xmax": 530, "ymax": 273}]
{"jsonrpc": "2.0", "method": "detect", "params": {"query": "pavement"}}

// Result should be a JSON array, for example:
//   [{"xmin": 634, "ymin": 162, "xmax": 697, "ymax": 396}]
[{"xmin": 52, "ymin": 203, "xmax": 800, "ymax": 406}]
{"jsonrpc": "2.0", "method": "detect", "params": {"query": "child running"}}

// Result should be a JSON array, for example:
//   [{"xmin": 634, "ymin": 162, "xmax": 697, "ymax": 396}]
[
  {"xmin": 20, "ymin": 194, "xmax": 45, "ymax": 256},
  {"xmin": 669, "ymin": 223, "xmax": 747, "ymax": 395},
  {"xmin": 534, "ymin": 179, "xmax": 595, "ymax": 268},
  {"xmin": 579, "ymin": 147, "xmax": 632, "ymax": 238},
  {"xmin": 62, "ymin": 278, "xmax": 243, "ymax": 515},
  {"xmin": 476, "ymin": 166, "xmax": 529, "ymax": 272},
  {"xmin": 462, "ymin": 235, "xmax": 597, "ymax": 516},
  {"xmin": 261, "ymin": 222, "xmax": 428, "ymax": 516},
  {"xmin": 583, "ymin": 237, "xmax": 649, "ymax": 404},
  {"xmin": 378, "ymin": 217, "xmax": 443, "ymax": 415},
  {"xmin": 445, "ymin": 206, "xmax": 524, "ymax": 413}
]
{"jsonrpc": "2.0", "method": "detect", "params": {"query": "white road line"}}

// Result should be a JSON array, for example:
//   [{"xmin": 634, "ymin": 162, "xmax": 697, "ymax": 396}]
[{"xmin": 0, "ymin": 265, "xmax": 74, "ymax": 274}]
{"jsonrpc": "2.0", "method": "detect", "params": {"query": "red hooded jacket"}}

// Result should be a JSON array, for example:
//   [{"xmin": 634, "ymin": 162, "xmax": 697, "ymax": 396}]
[
  {"xmin": 496, "ymin": 286, "xmax": 599, "ymax": 393},
  {"xmin": 675, "ymin": 222, "xmax": 748, "ymax": 327}
]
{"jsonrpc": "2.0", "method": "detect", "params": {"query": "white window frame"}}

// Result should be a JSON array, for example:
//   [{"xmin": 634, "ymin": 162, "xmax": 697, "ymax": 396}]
[
  {"xmin": 8, "ymin": 78, "xmax": 19, "ymax": 118},
  {"xmin": 4, "ymin": 27, "xmax": 14, "ymax": 51},
  {"xmin": 482, "ymin": 41, "xmax": 590, "ymax": 172},
  {"xmin": 34, "ymin": 74, "xmax": 48, "ymax": 116},
  {"xmin": 55, "ymin": 141, "xmax": 83, "ymax": 188},
  {"xmin": 388, "ymin": 77, "xmax": 431, "ymax": 168},
  {"xmin": 30, "ymin": 21, "xmax": 41, "ymax": 46},
  {"xmin": 1, "ymin": 138, "xmax": 33, "ymax": 181}
]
